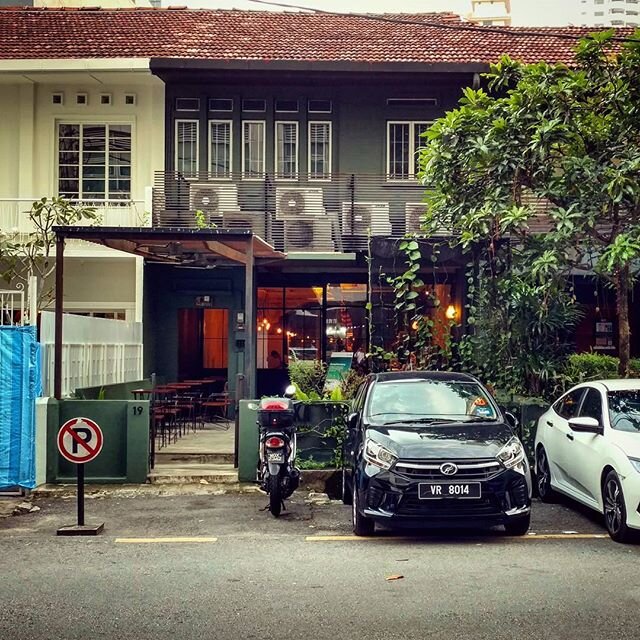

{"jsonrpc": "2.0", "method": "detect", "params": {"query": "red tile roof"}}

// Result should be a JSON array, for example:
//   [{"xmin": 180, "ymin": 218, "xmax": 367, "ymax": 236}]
[{"xmin": 0, "ymin": 8, "xmax": 632, "ymax": 65}]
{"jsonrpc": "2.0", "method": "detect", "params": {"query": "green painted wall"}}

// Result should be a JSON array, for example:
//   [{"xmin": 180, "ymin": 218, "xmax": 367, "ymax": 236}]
[
  {"xmin": 237, "ymin": 399, "xmax": 259, "ymax": 483},
  {"xmin": 75, "ymin": 379, "xmax": 153, "ymax": 400},
  {"xmin": 46, "ymin": 399, "xmax": 150, "ymax": 484}
]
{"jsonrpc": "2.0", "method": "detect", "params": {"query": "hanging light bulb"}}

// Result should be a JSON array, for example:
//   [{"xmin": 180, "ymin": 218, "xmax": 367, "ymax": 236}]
[{"xmin": 445, "ymin": 304, "xmax": 457, "ymax": 320}]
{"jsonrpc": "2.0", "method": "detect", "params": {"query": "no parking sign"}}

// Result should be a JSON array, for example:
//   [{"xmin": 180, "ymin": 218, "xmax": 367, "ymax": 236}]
[{"xmin": 57, "ymin": 417, "xmax": 103, "ymax": 464}]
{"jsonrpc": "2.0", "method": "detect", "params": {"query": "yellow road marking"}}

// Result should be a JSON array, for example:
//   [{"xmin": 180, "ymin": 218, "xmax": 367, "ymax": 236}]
[
  {"xmin": 305, "ymin": 533, "xmax": 608, "ymax": 542},
  {"xmin": 115, "ymin": 537, "xmax": 218, "ymax": 544}
]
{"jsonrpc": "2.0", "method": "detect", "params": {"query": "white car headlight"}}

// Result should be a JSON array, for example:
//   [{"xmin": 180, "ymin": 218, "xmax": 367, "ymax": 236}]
[
  {"xmin": 497, "ymin": 437, "xmax": 526, "ymax": 470},
  {"xmin": 628, "ymin": 458, "xmax": 640, "ymax": 473},
  {"xmin": 364, "ymin": 439, "xmax": 397, "ymax": 471}
]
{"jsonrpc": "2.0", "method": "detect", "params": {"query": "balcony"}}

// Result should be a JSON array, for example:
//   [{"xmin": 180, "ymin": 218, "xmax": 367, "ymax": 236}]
[
  {"xmin": 0, "ymin": 196, "xmax": 150, "ymax": 236},
  {"xmin": 152, "ymin": 172, "xmax": 433, "ymax": 254}
]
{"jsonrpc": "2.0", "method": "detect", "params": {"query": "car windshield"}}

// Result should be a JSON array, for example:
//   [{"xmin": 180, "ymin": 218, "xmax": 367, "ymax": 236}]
[
  {"xmin": 366, "ymin": 379, "xmax": 498, "ymax": 424},
  {"xmin": 608, "ymin": 390, "xmax": 640, "ymax": 433}
]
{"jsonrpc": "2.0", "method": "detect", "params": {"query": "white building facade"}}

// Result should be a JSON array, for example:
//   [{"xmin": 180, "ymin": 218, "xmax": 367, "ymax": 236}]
[
  {"xmin": 579, "ymin": 0, "xmax": 640, "ymax": 26},
  {"xmin": 0, "ymin": 59, "xmax": 165, "ymax": 322}
]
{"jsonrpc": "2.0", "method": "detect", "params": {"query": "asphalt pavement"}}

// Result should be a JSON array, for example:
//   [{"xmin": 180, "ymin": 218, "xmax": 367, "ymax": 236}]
[{"xmin": 1, "ymin": 490, "xmax": 639, "ymax": 640}]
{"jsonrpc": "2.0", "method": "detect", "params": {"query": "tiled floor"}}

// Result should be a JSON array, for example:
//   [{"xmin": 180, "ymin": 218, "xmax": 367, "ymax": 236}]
[{"xmin": 159, "ymin": 424, "xmax": 234, "ymax": 455}]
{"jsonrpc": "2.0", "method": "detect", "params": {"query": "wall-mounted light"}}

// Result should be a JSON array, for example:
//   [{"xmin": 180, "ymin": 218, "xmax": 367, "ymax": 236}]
[{"xmin": 445, "ymin": 304, "xmax": 457, "ymax": 320}]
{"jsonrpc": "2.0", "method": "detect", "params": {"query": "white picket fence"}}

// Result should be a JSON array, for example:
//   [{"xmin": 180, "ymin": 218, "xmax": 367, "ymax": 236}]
[{"xmin": 40, "ymin": 311, "xmax": 143, "ymax": 397}]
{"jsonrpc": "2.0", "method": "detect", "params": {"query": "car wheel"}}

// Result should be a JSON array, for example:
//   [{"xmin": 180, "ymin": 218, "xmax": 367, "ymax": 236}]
[
  {"xmin": 352, "ymin": 481, "xmax": 375, "ymax": 536},
  {"xmin": 341, "ymin": 467, "xmax": 352, "ymax": 505},
  {"xmin": 603, "ymin": 470, "xmax": 634, "ymax": 543},
  {"xmin": 504, "ymin": 513, "xmax": 531, "ymax": 536},
  {"xmin": 536, "ymin": 446, "xmax": 556, "ymax": 503}
]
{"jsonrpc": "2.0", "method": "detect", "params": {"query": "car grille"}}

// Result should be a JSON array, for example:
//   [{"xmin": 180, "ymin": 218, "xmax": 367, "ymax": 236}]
[
  {"xmin": 396, "ymin": 490, "xmax": 502, "ymax": 518},
  {"xmin": 394, "ymin": 458, "xmax": 503, "ymax": 481}
]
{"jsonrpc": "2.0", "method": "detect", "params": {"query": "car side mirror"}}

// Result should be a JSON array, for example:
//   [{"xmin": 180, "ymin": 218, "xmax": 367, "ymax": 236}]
[
  {"xmin": 347, "ymin": 412, "xmax": 359, "ymax": 431},
  {"xmin": 504, "ymin": 411, "xmax": 519, "ymax": 430},
  {"xmin": 568, "ymin": 416, "xmax": 603, "ymax": 434}
]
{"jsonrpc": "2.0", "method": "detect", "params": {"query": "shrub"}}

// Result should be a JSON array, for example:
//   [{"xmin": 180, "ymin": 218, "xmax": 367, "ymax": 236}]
[
  {"xmin": 339, "ymin": 369, "xmax": 366, "ymax": 402},
  {"xmin": 287, "ymin": 359, "xmax": 327, "ymax": 398},
  {"xmin": 563, "ymin": 353, "xmax": 640, "ymax": 385}
]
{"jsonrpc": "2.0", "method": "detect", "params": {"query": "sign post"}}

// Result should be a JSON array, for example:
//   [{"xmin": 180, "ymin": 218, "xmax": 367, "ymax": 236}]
[{"xmin": 56, "ymin": 417, "xmax": 105, "ymax": 536}]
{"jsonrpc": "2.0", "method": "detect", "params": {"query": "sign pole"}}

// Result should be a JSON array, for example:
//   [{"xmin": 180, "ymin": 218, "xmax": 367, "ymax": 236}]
[{"xmin": 77, "ymin": 463, "xmax": 85, "ymax": 527}]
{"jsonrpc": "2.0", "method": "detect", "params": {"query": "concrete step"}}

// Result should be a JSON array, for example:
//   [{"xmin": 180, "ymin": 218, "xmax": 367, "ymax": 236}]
[
  {"xmin": 148, "ymin": 462, "xmax": 239, "ymax": 485},
  {"xmin": 154, "ymin": 452, "xmax": 235, "ymax": 465}
]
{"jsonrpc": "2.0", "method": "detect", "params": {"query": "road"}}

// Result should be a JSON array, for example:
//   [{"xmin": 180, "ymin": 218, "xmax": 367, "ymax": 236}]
[{"xmin": 1, "ymin": 490, "xmax": 639, "ymax": 640}]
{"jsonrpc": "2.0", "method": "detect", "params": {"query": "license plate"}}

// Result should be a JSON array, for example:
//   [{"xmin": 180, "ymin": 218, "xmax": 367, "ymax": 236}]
[
  {"xmin": 418, "ymin": 482, "xmax": 481, "ymax": 499},
  {"xmin": 267, "ymin": 452, "xmax": 285, "ymax": 463}
]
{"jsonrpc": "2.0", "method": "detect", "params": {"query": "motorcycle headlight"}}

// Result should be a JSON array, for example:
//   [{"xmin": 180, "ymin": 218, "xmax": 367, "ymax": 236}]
[
  {"xmin": 628, "ymin": 457, "xmax": 640, "ymax": 473},
  {"xmin": 497, "ymin": 437, "xmax": 526, "ymax": 470},
  {"xmin": 364, "ymin": 439, "xmax": 397, "ymax": 471}
]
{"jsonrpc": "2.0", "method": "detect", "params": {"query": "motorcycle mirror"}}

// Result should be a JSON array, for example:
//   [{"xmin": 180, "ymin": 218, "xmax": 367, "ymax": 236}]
[
  {"xmin": 247, "ymin": 402, "xmax": 259, "ymax": 411},
  {"xmin": 284, "ymin": 384, "xmax": 296, "ymax": 398}
]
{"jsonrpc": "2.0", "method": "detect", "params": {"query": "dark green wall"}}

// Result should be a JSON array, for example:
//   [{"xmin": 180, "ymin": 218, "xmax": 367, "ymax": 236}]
[
  {"xmin": 162, "ymin": 71, "xmax": 473, "ymax": 175},
  {"xmin": 46, "ymin": 399, "xmax": 150, "ymax": 484}
]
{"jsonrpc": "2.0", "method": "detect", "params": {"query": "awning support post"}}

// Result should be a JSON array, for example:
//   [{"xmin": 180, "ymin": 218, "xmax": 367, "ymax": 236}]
[
  {"xmin": 244, "ymin": 239, "xmax": 256, "ymax": 399},
  {"xmin": 54, "ymin": 233, "xmax": 65, "ymax": 400}
]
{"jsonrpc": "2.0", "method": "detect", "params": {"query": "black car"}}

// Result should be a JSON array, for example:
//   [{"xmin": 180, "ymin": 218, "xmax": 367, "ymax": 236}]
[{"xmin": 342, "ymin": 371, "xmax": 532, "ymax": 536}]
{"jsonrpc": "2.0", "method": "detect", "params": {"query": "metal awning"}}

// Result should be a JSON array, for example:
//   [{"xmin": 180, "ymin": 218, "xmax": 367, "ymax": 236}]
[
  {"xmin": 54, "ymin": 226, "xmax": 285, "ymax": 266},
  {"xmin": 51, "ymin": 226, "xmax": 283, "ymax": 402}
]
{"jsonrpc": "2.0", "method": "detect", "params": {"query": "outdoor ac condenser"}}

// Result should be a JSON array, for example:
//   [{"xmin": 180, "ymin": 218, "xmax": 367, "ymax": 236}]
[
  {"xmin": 220, "ymin": 211, "xmax": 267, "ymax": 239},
  {"xmin": 282, "ymin": 216, "xmax": 334, "ymax": 252},
  {"xmin": 275, "ymin": 187, "xmax": 325, "ymax": 219},
  {"xmin": 341, "ymin": 202, "xmax": 392, "ymax": 237},
  {"xmin": 405, "ymin": 202, "xmax": 450, "ymax": 237},
  {"xmin": 189, "ymin": 183, "xmax": 240, "ymax": 215}
]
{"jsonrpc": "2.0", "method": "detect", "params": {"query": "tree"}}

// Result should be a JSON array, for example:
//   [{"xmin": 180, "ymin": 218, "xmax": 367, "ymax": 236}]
[
  {"xmin": 421, "ymin": 30, "xmax": 640, "ymax": 376},
  {"xmin": 0, "ymin": 197, "xmax": 97, "ymax": 316}
]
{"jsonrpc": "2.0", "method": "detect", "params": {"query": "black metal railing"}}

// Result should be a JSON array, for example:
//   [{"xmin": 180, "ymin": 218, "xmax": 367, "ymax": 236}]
[{"xmin": 152, "ymin": 171, "xmax": 432, "ymax": 253}]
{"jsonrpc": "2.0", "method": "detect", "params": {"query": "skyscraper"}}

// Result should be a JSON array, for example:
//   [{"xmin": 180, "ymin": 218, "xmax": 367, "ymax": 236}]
[{"xmin": 579, "ymin": 0, "xmax": 640, "ymax": 26}]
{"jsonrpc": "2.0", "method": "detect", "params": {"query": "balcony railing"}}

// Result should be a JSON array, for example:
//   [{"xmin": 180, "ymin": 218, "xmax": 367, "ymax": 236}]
[
  {"xmin": 152, "ymin": 172, "xmax": 433, "ymax": 253},
  {"xmin": 0, "ymin": 197, "xmax": 150, "ymax": 235}
]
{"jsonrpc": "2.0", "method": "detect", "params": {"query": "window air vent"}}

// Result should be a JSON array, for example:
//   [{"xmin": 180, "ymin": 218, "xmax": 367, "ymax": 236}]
[
  {"xmin": 308, "ymin": 100, "xmax": 332, "ymax": 113},
  {"xmin": 242, "ymin": 99, "xmax": 267, "ymax": 112},
  {"xmin": 176, "ymin": 97, "xmax": 200, "ymax": 111},
  {"xmin": 100, "ymin": 94, "xmax": 112, "ymax": 106},
  {"xmin": 125, "ymin": 94, "xmax": 137, "ymax": 106},
  {"xmin": 209, "ymin": 98, "xmax": 234, "ymax": 112},
  {"xmin": 275, "ymin": 100, "xmax": 299, "ymax": 113},
  {"xmin": 76, "ymin": 93, "xmax": 88, "ymax": 106},
  {"xmin": 52, "ymin": 92, "xmax": 64, "ymax": 105}
]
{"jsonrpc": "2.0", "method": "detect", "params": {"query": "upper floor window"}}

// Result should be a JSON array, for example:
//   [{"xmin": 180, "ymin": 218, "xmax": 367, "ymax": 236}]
[
  {"xmin": 209, "ymin": 120, "xmax": 232, "ymax": 179},
  {"xmin": 275, "ymin": 121, "xmax": 298, "ymax": 180},
  {"xmin": 243, "ymin": 121, "xmax": 266, "ymax": 179},
  {"xmin": 58, "ymin": 123, "xmax": 131, "ymax": 200},
  {"xmin": 387, "ymin": 121, "xmax": 431, "ymax": 181},
  {"xmin": 308, "ymin": 121, "xmax": 332, "ymax": 181},
  {"xmin": 175, "ymin": 120, "xmax": 199, "ymax": 177}
]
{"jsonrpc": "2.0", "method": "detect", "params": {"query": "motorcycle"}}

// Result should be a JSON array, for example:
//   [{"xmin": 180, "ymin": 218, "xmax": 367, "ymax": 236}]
[{"xmin": 257, "ymin": 385, "xmax": 300, "ymax": 517}]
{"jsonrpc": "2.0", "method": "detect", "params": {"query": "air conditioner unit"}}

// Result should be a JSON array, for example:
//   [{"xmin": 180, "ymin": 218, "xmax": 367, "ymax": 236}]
[
  {"xmin": 341, "ymin": 202, "xmax": 391, "ymax": 236},
  {"xmin": 220, "ymin": 211, "xmax": 267, "ymax": 239},
  {"xmin": 282, "ymin": 216, "xmax": 334, "ymax": 252},
  {"xmin": 276, "ymin": 187, "xmax": 325, "ymax": 219},
  {"xmin": 189, "ymin": 183, "xmax": 239, "ymax": 216},
  {"xmin": 405, "ymin": 202, "xmax": 450, "ymax": 237}
]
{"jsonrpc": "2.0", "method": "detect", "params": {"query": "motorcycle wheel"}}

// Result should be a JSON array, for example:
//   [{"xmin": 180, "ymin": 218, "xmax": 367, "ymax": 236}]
[{"xmin": 269, "ymin": 474, "xmax": 282, "ymax": 517}]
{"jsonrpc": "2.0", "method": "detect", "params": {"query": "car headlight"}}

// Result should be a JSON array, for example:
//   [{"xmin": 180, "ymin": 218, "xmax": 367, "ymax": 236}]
[
  {"xmin": 628, "ymin": 458, "xmax": 640, "ymax": 473},
  {"xmin": 497, "ymin": 437, "xmax": 526, "ymax": 470},
  {"xmin": 364, "ymin": 439, "xmax": 397, "ymax": 471}
]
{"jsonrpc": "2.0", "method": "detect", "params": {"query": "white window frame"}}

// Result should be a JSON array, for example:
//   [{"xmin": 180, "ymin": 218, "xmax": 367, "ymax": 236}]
[
  {"xmin": 386, "ymin": 120, "xmax": 432, "ymax": 182},
  {"xmin": 56, "ymin": 120, "xmax": 133, "ymax": 202},
  {"xmin": 274, "ymin": 121, "xmax": 299, "ymax": 182},
  {"xmin": 242, "ymin": 120, "xmax": 266, "ymax": 181},
  {"xmin": 308, "ymin": 121, "xmax": 332, "ymax": 182},
  {"xmin": 174, "ymin": 119, "xmax": 200, "ymax": 178},
  {"xmin": 207, "ymin": 119, "xmax": 233, "ymax": 180}
]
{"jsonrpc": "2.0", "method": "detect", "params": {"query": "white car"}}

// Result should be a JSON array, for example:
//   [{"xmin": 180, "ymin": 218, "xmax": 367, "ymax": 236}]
[{"xmin": 535, "ymin": 379, "xmax": 640, "ymax": 543}]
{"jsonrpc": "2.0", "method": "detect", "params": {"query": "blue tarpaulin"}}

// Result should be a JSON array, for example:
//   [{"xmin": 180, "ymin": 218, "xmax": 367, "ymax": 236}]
[{"xmin": 0, "ymin": 325, "xmax": 41, "ymax": 490}]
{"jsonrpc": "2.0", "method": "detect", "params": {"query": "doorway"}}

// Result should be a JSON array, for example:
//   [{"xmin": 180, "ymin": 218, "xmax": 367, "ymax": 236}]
[{"xmin": 177, "ymin": 308, "xmax": 229, "ymax": 381}]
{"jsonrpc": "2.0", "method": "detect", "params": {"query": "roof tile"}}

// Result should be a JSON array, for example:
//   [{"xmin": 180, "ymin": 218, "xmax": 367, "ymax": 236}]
[{"xmin": 0, "ymin": 8, "xmax": 633, "ymax": 65}]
